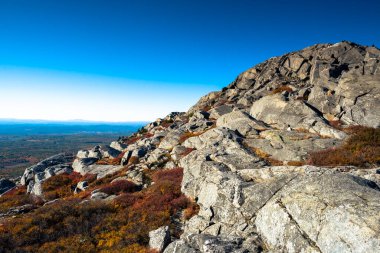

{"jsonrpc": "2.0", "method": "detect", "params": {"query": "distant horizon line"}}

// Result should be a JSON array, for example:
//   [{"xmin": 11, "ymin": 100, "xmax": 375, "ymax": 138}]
[{"xmin": 0, "ymin": 118, "xmax": 150, "ymax": 125}]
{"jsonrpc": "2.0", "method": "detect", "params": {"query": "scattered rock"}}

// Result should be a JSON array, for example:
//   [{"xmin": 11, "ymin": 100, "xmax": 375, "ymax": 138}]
[
  {"xmin": 74, "ymin": 181, "xmax": 89, "ymax": 194},
  {"xmin": 20, "ymin": 153, "xmax": 74, "ymax": 195}
]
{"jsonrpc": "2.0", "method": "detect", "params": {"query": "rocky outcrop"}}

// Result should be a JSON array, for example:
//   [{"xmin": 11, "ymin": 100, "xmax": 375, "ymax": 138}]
[
  {"xmin": 20, "ymin": 153, "xmax": 74, "ymax": 195},
  {"xmin": 10, "ymin": 41, "xmax": 380, "ymax": 252},
  {"xmin": 163, "ymin": 42, "xmax": 380, "ymax": 253},
  {"xmin": 191, "ymin": 41, "xmax": 380, "ymax": 130}
]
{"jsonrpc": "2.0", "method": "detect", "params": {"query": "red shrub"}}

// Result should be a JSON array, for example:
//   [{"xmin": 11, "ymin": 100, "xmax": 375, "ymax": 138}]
[
  {"xmin": 126, "ymin": 136, "xmax": 141, "ymax": 145},
  {"xmin": 271, "ymin": 85, "xmax": 293, "ymax": 94},
  {"xmin": 99, "ymin": 180, "xmax": 139, "ymax": 195},
  {"xmin": 82, "ymin": 173, "xmax": 97, "ymax": 184},
  {"xmin": 329, "ymin": 120, "xmax": 343, "ymax": 130},
  {"xmin": 152, "ymin": 168, "xmax": 183, "ymax": 184}
]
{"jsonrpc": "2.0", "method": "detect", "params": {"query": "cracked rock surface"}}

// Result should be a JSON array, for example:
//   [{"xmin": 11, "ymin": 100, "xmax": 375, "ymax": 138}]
[
  {"xmin": 15, "ymin": 41, "xmax": 380, "ymax": 252},
  {"xmin": 165, "ymin": 41, "xmax": 380, "ymax": 253}
]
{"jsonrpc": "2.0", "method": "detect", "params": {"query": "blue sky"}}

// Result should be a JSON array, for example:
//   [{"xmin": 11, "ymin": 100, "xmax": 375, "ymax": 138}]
[{"xmin": 0, "ymin": 0, "xmax": 379, "ymax": 121}]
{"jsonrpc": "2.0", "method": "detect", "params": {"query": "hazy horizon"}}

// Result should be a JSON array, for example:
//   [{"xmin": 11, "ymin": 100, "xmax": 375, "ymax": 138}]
[
  {"xmin": 0, "ymin": 117, "xmax": 150, "ymax": 124},
  {"xmin": 1, "ymin": 0, "xmax": 379, "ymax": 122}
]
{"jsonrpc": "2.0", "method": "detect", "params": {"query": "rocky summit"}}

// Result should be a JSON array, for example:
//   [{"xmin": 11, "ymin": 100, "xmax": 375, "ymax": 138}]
[{"xmin": 1, "ymin": 41, "xmax": 380, "ymax": 252}]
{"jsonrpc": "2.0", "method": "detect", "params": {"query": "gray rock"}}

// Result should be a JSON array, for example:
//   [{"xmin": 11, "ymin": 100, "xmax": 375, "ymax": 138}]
[
  {"xmin": 146, "ymin": 148, "xmax": 170, "ymax": 166},
  {"xmin": 20, "ymin": 153, "xmax": 74, "ymax": 195},
  {"xmin": 76, "ymin": 150, "xmax": 89, "ymax": 159},
  {"xmin": 125, "ymin": 169, "xmax": 145, "ymax": 186},
  {"xmin": 90, "ymin": 191, "xmax": 109, "ymax": 200},
  {"xmin": 244, "ymin": 129, "xmax": 341, "ymax": 161},
  {"xmin": 149, "ymin": 226, "xmax": 171, "ymax": 252},
  {"xmin": 87, "ymin": 146, "xmax": 102, "ymax": 159},
  {"xmin": 159, "ymin": 130, "xmax": 186, "ymax": 150},
  {"xmin": 216, "ymin": 110, "xmax": 267, "ymax": 136},
  {"xmin": 99, "ymin": 145, "xmax": 121, "ymax": 159},
  {"xmin": 171, "ymin": 145, "xmax": 189, "ymax": 161},
  {"xmin": 164, "ymin": 239, "xmax": 197, "ymax": 253},
  {"xmin": 72, "ymin": 157, "xmax": 98, "ymax": 175},
  {"xmin": 209, "ymin": 105, "xmax": 233, "ymax": 119}
]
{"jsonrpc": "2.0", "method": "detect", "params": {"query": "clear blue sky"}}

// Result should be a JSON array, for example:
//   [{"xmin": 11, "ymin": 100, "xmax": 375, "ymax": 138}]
[{"xmin": 0, "ymin": 0, "xmax": 379, "ymax": 121}]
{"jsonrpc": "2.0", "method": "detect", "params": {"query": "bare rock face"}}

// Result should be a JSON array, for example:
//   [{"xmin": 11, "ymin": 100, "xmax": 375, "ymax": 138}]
[
  {"xmin": 164, "ymin": 42, "xmax": 380, "ymax": 253},
  {"xmin": 11, "ymin": 41, "xmax": 380, "ymax": 252},
  {"xmin": 190, "ymin": 41, "xmax": 380, "ymax": 130},
  {"xmin": 255, "ymin": 171, "xmax": 380, "ymax": 253},
  {"xmin": 250, "ymin": 94, "xmax": 346, "ymax": 139}
]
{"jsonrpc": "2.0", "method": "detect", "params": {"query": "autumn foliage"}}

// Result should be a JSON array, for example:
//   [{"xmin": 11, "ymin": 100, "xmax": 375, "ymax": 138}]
[
  {"xmin": 271, "ymin": 85, "xmax": 293, "ymax": 94},
  {"xmin": 42, "ymin": 172, "xmax": 83, "ymax": 200},
  {"xmin": 0, "ymin": 167, "xmax": 198, "ymax": 252}
]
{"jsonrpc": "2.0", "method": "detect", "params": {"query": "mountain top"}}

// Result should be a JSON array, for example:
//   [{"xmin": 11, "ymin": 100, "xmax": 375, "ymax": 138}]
[{"xmin": 0, "ymin": 41, "xmax": 379, "ymax": 252}]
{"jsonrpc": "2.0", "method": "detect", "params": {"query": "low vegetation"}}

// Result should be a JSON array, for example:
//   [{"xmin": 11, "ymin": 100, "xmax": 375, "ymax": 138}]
[
  {"xmin": 271, "ymin": 85, "xmax": 293, "ymax": 94},
  {"xmin": 179, "ymin": 131, "xmax": 204, "ymax": 144},
  {"xmin": 0, "ymin": 168, "xmax": 198, "ymax": 252},
  {"xmin": 309, "ymin": 126, "xmax": 380, "ymax": 167}
]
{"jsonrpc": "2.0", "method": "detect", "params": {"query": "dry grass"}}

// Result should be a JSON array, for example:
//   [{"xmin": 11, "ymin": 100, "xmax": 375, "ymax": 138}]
[
  {"xmin": 251, "ymin": 147, "xmax": 283, "ymax": 166},
  {"xmin": 309, "ymin": 126, "xmax": 380, "ymax": 167},
  {"xmin": 271, "ymin": 85, "xmax": 293, "ymax": 94},
  {"xmin": 287, "ymin": 161, "xmax": 305, "ymax": 166},
  {"xmin": 328, "ymin": 120, "xmax": 343, "ymax": 130}
]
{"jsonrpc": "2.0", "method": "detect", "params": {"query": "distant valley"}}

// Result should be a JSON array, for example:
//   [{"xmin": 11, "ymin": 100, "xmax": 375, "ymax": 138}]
[{"xmin": 0, "ymin": 122, "xmax": 145, "ymax": 178}]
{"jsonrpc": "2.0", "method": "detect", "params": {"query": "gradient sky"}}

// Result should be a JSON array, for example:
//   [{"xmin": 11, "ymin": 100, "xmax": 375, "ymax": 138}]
[{"xmin": 0, "ymin": 0, "xmax": 379, "ymax": 121}]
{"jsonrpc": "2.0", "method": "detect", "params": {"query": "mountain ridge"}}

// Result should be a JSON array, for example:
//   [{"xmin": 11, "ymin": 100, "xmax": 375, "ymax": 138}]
[{"xmin": 0, "ymin": 41, "xmax": 379, "ymax": 252}]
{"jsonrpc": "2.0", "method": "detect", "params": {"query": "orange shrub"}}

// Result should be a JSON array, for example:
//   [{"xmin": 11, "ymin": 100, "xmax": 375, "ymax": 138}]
[
  {"xmin": 181, "ymin": 148, "xmax": 194, "ymax": 157},
  {"xmin": 250, "ymin": 147, "xmax": 283, "ymax": 166},
  {"xmin": 0, "ymin": 186, "xmax": 43, "ymax": 213},
  {"xmin": 271, "ymin": 85, "xmax": 293, "ymax": 94},
  {"xmin": 183, "ymin": 201, "xmax": 200, "ymax": 220},
  {"xmin": 287, "ymin": 161, "xmax": 305, "ymax": 166},
  {"xmin": 126, "ymin": 136, "xmax": 141, "ymax": 145},
  {"xmin": 99, "ymin": 180, "xmax": 139, "ymax": 195},
  {"xmin": 309, "ymin": 126, "xmax": 380, "ymax": 167},
  {"xmin": 128, "ymin": 156, "xmax": 140, "ymax": 165}
]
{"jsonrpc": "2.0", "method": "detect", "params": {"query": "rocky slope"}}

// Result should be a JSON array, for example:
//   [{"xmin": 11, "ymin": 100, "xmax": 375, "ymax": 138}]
[{"xmin": 2, "ymin": 41, "xmax": 380, "ymax": 252}]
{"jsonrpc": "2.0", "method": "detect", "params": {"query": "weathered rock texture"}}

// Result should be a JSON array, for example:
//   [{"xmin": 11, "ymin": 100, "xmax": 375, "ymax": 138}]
[
  {"xmin": 164, "ymin": 41, "xmax": 380, "ymax": 252},
  {"xmin": 20, "ymin": 153, "xmax": 74, "ymax": 195},
  {"xmin": 14, "ymin": 41, "xmax": 380, "ymax": 252}
]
